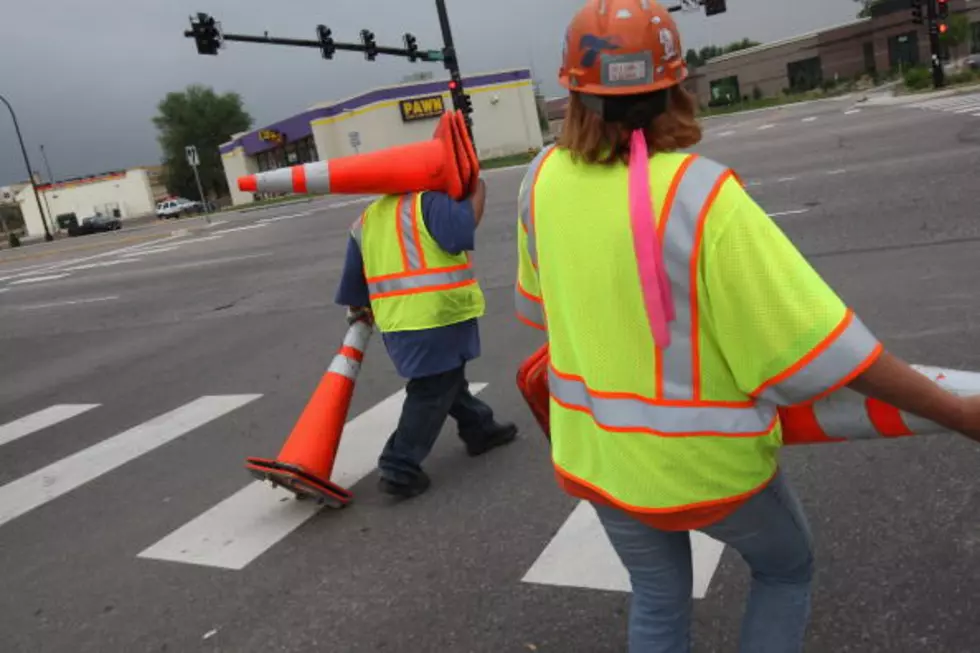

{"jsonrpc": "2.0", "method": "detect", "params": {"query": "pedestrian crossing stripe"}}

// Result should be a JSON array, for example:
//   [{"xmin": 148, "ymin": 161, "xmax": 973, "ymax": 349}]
[{"xmin": 0, "ymin": 385, "xmax": 488, "ymax": 570}]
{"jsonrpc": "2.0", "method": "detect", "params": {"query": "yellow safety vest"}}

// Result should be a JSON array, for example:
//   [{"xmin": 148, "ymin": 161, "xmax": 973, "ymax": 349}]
[
  {"xmin": 352, "ymin": 191, "xmax": 485, "ymax": 333},
  {"xmin": 516, "ymin": 146, "xmax": 879, "ymax": 514}
]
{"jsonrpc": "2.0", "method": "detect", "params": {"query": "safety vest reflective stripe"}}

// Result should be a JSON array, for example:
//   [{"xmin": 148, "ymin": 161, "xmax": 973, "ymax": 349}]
[
  {"xmin": 350, "ymin": 214, "xmax": 364, "ymax": 248},
  {"xmin": 518, "ymin": 146, "xmax": 558, "ymax": 269},
  {"xmin": 396, "ymin": 193, "xmax": 427, "ymax": 271},
  {"xmin": 753, "ymin": 310, "xmax": 882, "ymax": 405},
  {"xmin": 550, "ymin": 366, "xmax": 777, "ymax": 437},
  {"xmin": 657, "ymin": 154, "xmax": 731, "ymax": 401},
  {"xmin": 515, "ymin": 283, "xmax": 546, "ymax": 330},
  {"xmin": 368, "ymin": 266, "xmax": 476, "ymax": 299}
]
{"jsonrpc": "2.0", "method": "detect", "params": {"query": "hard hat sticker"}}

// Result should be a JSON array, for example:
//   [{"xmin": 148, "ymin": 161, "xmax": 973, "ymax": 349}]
[
  {"xmin": 660, "ymin": 28, "xmax": 678, "ymax": 60},
  {"xmin": 601, "ymin": 52, "xmax": 653, "ymax": 86}
]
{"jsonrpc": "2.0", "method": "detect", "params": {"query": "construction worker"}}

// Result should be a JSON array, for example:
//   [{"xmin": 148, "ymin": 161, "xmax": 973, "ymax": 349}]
[
  {"xmin": 337, "ymin": 180, "xmax": 518, "ymax": 499},
  {"xmin": 514, "ymin": 1, "xmax": 980, "ymax": 651}
]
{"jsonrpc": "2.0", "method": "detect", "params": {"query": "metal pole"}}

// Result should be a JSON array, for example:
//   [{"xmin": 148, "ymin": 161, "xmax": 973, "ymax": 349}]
[
  {"xmin": 191, "ymin": 162, "xmax": 210, "ymax": 223},
  {"xmin": 927, "ymin": 0, "xmax": 945, "ymax": 89},
  {"xmin": 434, "ymin": 0, "xmax": 473, "ymax": 139},
  {"xmin": 0, "ymin": 94, "xmax": 53, "ymax": 241},
  {"xmin": 38, "ymin": 145, "xmax": 55, "ymax": 232}
]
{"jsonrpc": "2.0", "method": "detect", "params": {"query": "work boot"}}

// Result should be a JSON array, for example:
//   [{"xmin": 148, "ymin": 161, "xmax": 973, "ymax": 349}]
[
  {"xmin": 466, "ymin": 422, "xmax": 518, "ymax": 457},
  {"xmin": 378, "ymin": 471, "xmax": 431, "ymax": 499}
]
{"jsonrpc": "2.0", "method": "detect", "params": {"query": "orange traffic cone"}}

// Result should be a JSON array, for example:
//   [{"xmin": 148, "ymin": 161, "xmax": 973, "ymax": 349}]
[
  {"xmin": 246, "ymin": 317, "xmax": 374, "ymax": 507},
  {"xmin": 517, "ymin": 345, "xmax": 980, "ymax": 445},
  {"xmin": 238, "ymin": 110, "xmax": 476, "ymax": 201}
]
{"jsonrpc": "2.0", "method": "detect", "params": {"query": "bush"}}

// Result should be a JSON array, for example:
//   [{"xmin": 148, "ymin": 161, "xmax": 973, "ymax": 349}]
[
  {"xmin": 947, "ymin": 70, "xmax": 980, "ymax": 86},
  {"xmin": 752, "ymin": 86, "xmax": 763, "ymax": 100},
  {"xmin": 8, "ymin": 232, "xmax": 21, "ymax": 248},
  {"xmin": 903, "ymin": 66, "xmax": 932, "ymax": 91}
]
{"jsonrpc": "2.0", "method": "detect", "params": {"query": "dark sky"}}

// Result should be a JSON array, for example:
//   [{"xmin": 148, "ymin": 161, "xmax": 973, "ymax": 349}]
[{"xmin": 0, "ymin": 0, "xmax": 863, "ymax": 186}]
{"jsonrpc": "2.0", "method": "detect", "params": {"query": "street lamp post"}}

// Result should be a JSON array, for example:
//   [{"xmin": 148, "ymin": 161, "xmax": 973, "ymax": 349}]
[{"xmin": 0, "ymin": 94, "xmax": 53, "ymax": 242}]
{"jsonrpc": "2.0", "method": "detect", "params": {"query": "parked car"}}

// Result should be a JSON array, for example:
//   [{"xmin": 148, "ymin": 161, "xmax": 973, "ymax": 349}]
[
  {"xmin": 966, "ymin": 54, "xmax": 980, "ymax": 71},
  {"xmin": 67, "ymin": 214, "xmax": 121, "ymax": 237},
  {"xmin": 156, "ymin": 198, "xmax": 202, "ymax": 219}
]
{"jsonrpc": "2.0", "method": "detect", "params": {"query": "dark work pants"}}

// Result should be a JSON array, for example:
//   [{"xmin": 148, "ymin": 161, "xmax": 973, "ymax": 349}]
[{"xmin": 378, "ymin": 364, "xmax": 496, "ymax": 484}]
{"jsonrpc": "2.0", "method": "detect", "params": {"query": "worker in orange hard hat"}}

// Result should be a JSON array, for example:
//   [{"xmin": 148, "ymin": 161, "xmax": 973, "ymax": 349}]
[{"xmin": 514, "ymin": 1, "xmax": 980, "ymax": 651}]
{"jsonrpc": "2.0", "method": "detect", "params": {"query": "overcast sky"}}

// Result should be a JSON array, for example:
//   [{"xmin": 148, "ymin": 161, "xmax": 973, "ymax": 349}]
[{"xmin": 0, "ymin": 0, "xmax": 863, "ymax": 186}]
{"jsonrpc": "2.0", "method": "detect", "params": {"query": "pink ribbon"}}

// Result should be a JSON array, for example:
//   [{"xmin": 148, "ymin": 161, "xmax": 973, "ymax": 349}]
[{"xmin": 627, "ymin": 129, "xmax": 674, "ymax": 349}]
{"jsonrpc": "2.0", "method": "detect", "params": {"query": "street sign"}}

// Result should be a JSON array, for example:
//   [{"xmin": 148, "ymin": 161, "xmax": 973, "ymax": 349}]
[
  {"xmin": 348, "ymin": 131, "xmax": 361, "ymax": 152},
  {"xmin": 185, "ymin": 145, "xmax": 200, "ymax": 167}
]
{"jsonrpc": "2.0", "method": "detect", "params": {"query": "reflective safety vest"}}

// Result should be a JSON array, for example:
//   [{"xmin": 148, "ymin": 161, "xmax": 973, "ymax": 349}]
[
  {"xmin": 516, "ymin": 146, "xmax": 880, "ymax": 515},
  {"xmin": 352, "ymin": 192, "xmax": 485, "ymax": 333}
]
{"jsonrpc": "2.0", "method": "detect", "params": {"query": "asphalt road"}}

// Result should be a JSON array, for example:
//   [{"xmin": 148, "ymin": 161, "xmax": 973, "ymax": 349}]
[{"xmin": 2, "ymin": 92, "xmax": 979, "ymax": 653}]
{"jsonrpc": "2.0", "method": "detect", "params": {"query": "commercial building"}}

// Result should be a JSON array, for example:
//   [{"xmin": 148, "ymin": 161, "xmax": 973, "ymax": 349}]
[
  {"xmin": 14, "ymin": 167, "xmax": 158, "ymax": 239},
  {"xmin": 220, "ymin": 68, "xmax": 544, "ymax": 206},
  {"xmin": 687, "ymin": 0, "xmax": 980, "ymax": 107}
]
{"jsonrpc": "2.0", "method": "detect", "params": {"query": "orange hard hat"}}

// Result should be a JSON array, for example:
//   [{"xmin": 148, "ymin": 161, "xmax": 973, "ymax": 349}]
[{"xmin": 559, "ymin": 0, "xmax": 687, "ymax": 96}]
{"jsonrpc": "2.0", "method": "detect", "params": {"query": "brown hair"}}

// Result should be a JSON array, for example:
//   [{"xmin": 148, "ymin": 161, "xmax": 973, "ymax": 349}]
[{"xmin": 557, "ymin": 85, "xmax": 703, "ymax": 166}]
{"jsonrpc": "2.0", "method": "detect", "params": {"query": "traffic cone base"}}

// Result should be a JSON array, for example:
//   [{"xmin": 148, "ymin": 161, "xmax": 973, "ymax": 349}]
[
  {"xmin": 238, "ymin": 111, "xmax": 475, "ymax": 201},
  {"xmin": 246, "ymin": 457, "xmax": 352, "ymax": 508}
]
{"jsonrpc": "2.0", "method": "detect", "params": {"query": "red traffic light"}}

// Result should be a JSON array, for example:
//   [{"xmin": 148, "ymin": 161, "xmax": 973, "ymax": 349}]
[
  {"xmin": 448, "ymin": 80, "xmax": 458, "ymax": 90},
  {"xmin": 939, "ymin": 22, "xmax": 948, "ymax": 33}
]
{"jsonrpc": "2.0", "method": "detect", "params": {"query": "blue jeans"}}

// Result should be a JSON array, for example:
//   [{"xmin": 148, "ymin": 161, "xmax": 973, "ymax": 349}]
[
  {"xmin": 378, "ymin": 365, "xmax": 496, "ymax": 484},
  {"xmin": 593, "ymin": 470, "xmax": 814, "ymax": 653}
]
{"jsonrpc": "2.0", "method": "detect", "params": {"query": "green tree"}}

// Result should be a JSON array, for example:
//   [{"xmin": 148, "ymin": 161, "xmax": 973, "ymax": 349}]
[
  {"xmin": 854, "ymin": 0, "xmax": 885, "ymax": 18},
  {"xmin": 685, "ymin": 48, "xmax": 702, "ymax": 67},
  {"xmin": 152, "ymin": 85, "xmax": 253, "ymax": 200}
]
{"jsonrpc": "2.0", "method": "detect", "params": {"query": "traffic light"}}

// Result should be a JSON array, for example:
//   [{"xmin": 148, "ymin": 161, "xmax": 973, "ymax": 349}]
[
  {"xmin": 911, "ymin": 0, "xmax": 923, "ymax": 24},
  {"xmin": 360, "ymin": 29, "xmax": 377, "ymax": 61},
  {"xmin": 937, "ymin": 0, "xmax": 949, "ymax": 20},
  {"xmin": 189, "ymin": 13, "xmax": 222, "ymax": 55},
  {"xmin": 317, "ymin": 25, "xmax": 335, "ymax": 60},
  {"xmin": 404, "ymin": 33, "xmax": 419, "ymax": 62},
  {"xmin": 704, "ymin": 0, "xmax": 727, "ymax": 17}
]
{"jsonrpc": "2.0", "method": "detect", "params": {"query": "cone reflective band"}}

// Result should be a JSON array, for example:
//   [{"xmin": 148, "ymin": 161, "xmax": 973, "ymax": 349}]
[
  {"xmin": 237, "ymin": 111, "xmax": 472, "ymax": 201},
  {"xmin": 517, "ymin": 345, "xmax": 980, "ymax": 445},
  {"xmin": 246, "ymin": 318, "xmax": 374, "ymax": 507}
]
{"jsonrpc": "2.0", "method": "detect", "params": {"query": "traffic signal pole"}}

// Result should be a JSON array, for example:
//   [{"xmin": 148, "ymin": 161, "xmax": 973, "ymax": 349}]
[{"xmin": 183, "ymin": 4, "xmax": 475, "ymax": 140}]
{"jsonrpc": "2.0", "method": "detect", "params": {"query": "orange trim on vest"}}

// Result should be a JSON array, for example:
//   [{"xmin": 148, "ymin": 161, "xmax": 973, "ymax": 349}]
[
  {"xmin": 366, "ymin": 262, "xmax": 472, "ymax": 284},
  {"xmin": 409, "ymin": 192, "xmax": 429, "ymax": 270}
]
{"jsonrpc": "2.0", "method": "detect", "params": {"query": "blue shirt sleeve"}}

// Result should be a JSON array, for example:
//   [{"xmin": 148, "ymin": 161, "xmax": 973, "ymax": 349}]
[
  {"xmin": 421, "ymin": 191, "xmax": 476, "ymax": 255},
  {"xmin": 334, "ymin": 235, "xmax": 370, "ymax": 307}
]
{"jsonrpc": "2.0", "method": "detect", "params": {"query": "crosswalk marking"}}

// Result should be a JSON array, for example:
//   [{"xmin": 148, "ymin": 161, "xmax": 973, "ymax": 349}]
[
  {"xmin": 211, "ymin": 224, "xmax": 268, "ymax": 235},
  {"xmin": 522, "ymin": 501, "xmax": 726, "ymax": 599},
  {"xmin": 0, "ymin": 404, "xmax": 100, "ymax": 448},
  {"xmin": 8, "ymin": 274, "xmax": 69, "ymax": 285},
  {"xmin": 0, "ymin": 395, "xmax": 261, "ymax": 530},
  {"xmin": 138, "ymin": 384, "xmax": 488, "ymax": 570},
  {"xmin": 908, "ymin": 92, "xmax": 980, "ymax": 117}
]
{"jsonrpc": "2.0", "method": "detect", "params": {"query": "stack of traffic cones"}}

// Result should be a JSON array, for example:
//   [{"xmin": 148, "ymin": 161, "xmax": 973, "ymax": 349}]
[
  {"xmin": 238, "ymin": 110, "xmax": 480, "ymax": 201},
  {"xmin": 246, "ymin": 317, "xmax": 374, "ymax": 507},
  {"xmin": 517, "ymin": 344, "xmax": 980, "ymax": 445}
]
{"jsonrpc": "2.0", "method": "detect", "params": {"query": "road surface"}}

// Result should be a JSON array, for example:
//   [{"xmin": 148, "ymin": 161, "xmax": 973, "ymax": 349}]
[{"xmin": 2, "ymin": 94, "xmax": 979, "ymax": 652}]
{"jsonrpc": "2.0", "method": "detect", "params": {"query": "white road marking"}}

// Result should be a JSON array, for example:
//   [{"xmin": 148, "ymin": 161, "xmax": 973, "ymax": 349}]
[
  {"xmin": 19, "ymin": 296, "xmax": 119, "ymax": 310},
  {"xmin": 257, "ymin": 212, "xmax": 310, "ymax": 224},
  {"xmin": 827, "ymin": 169, "xmax": 848, "ymax": 175},
  {"xmin": 0, "ymin": 395, "xmax": 261, "ymax": 530},
  {"xmin": 211, "ymin": 224, "xmax": 269, "ymax": 235},
  {"xmin": 120, "ymin": 245, "xmax": 181, "ymax": 257},
  {"xmin": 802, "ymin": 116, "xmax": 818, "ymax": 122},
  {"xmin": 0, "ymin": 405, "xmax": 100, "ymax": 448},
  {"xmin": 0, "ymin": 288, "xmax": 8, "ymax": 294},
  {"xmin": 744, "ymin": 180, "xmax": 764, "ymax": 187},
  {"xmin": 206, "ymin": 220, "xmax": 229, "ymax": 228},
  {"xmin": 61, "ymin": 260, "xmax": 134, "ymax": 272},
  {"xmin": 8, "ymin": 274, "xmax": 69, "ymax": 285},
  {"xmin": 770, "ymin": 209, "xmax": 811, "ymax": 218},
  {"xmin": 716, "ymin": 130, "xmax": 736, "ymax": 137},
  {"xmin": 776, "ymin": 177, "xmax": 797, "ymax": 183},
  {"xmin": 327, "ymin": 198, "xmax": 374, "ymax": 209},
  {"xmin": 845, "ymin": 109, "xmax": 861, "ymax": 115},
  {"xmin": 522, "ymin": 501, "xmax": 727, "ymax": 599},
  {"xmin": 757, "ymin": 124, "xmax": 775, "ymax": 130},
  {"xmin": 138, "ymin": 384, "xmax": 487, "ymax": 570}
]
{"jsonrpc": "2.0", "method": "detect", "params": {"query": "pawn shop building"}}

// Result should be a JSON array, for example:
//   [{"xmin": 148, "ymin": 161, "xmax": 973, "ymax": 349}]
[{"xmin": 220, "ymin": 68, "xmax": 544, "ymax": 206}]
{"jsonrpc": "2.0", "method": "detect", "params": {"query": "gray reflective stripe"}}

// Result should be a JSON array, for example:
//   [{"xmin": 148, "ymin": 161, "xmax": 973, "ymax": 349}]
[
  {"xmin": 368, "ymin": 266, "xmax": 474, "ymax": 297},
  {"xmin": 398, "ymin": 194, "xmax": 423, "ymax": 270},
  {"xmin": 253, "ymin": 166, "xmax": 294, "ymax": 194},
  {"xmin": 811, "ymin": 389, "xmax": 878, "ymax": 440},
  {"xmin": 343, "ymin": 321, "xmax": 372, "ymax": 350},
  {"xmin": 304, "ymin": 161, "xmax": 331, "ymax": 194},
  {"xmin": 518, "ymin": 145, "xmax": 556, "ymax": 268},
  {"xmin": 515, "ymin": 285, "xmax": 545, "ymax": 327},
  {"xmin": 549, "ymin": 369, "xmax": 775, "ymax": 435},
  {"xmin": 758, "ymin": 315, "xmax": 881, "ymax": 405},
  {"xmin": 327, "ymin": 356, "xmax": 360, "ymax": 380},
  {"xmin": 659, "ymin": 155, "xmax": 730, "ymax": 400}
]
